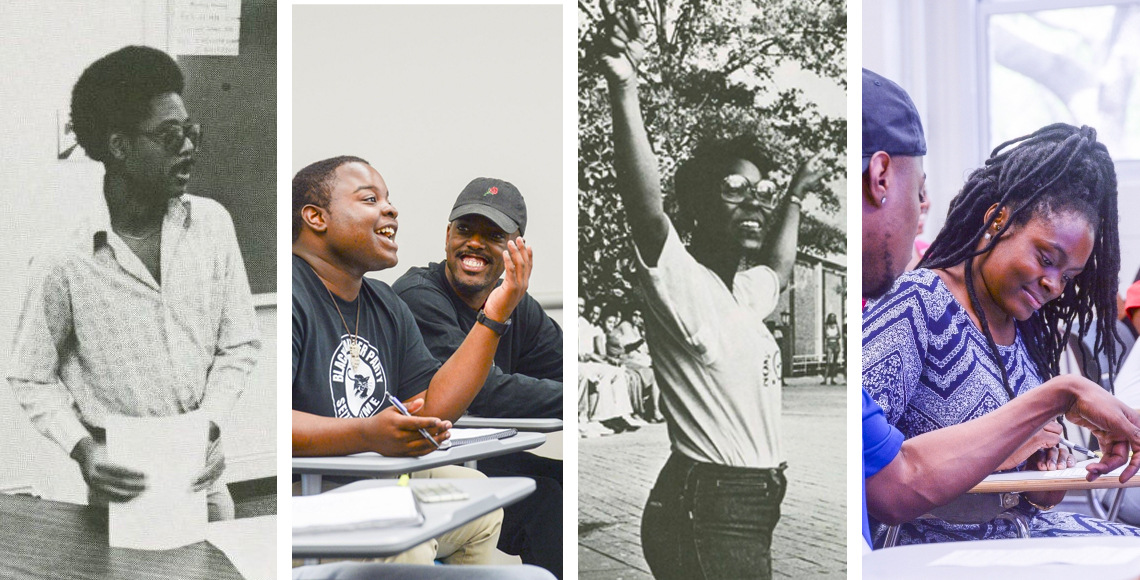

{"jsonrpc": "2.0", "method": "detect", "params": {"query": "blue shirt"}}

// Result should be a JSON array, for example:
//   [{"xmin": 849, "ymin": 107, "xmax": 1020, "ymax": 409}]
[{"xmin": 863, "ymin": 389, "xmax": 903, "ymax": 547}]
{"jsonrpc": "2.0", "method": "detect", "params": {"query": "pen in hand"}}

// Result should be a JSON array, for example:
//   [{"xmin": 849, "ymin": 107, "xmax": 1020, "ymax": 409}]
[
  {"xmin": 388, "ymin": 395, "xmax": 446, "ymax": 450},
  {"xmin": 1059, "ymin": 437, "xmax": 1101, "ymax": 459}
]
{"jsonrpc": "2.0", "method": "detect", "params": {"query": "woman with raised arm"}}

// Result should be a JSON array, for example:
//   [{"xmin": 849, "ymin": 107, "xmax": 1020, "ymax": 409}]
[{"xmin": 597, "ymin": 3, "xmax": 824, "ymax": 578}]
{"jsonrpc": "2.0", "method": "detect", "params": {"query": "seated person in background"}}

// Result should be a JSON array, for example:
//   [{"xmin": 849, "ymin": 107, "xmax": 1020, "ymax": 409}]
[
  {"xmin": 602, "ymin": 307, "xmax": 659, "ymax": 423},
  {"xmin": 578, "ymin": 299, "xmax": 639, "ymax": 436},
  {"xmin": 394, "ymin": 178, "xmax": 562, "ymax": 578},
  {"xmin": 8, "ymin": 46, "xmax": 260, "ymax": 520},
  {"xmin": 291, "ymin": 156, "xmax": 532, "ymax": 565},
  {"xmin": 393, "ymin": 178, "xmax": 561, "ymax": 417}
]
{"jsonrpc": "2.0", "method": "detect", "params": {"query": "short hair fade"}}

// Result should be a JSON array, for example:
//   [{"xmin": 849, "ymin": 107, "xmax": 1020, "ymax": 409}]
[{"xmin": 292, "ymin": 156, "xmax": 371, "ymax": 241}]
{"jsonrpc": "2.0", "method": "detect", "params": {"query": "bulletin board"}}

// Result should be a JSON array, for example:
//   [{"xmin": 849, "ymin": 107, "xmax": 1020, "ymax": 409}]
[{"xmin": 176, "ymin": 0, "xmax": 276, "ymax": 295}]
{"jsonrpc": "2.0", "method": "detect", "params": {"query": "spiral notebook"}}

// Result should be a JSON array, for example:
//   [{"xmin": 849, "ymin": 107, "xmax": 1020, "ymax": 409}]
[{"xmin": 447, "ymin": 427, "xmax": 518, "ymax": 447}]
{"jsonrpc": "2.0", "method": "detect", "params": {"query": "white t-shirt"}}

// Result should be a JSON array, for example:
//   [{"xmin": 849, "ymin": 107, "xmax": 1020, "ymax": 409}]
[{"xmin": 635, "ymin": 224, "xmax": 783, "ymax": 468}]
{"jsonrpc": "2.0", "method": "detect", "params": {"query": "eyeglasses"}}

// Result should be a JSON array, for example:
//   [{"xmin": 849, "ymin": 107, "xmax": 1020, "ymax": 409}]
[
  {"xmin": 135, "ymin": 122, "xmax": 202, "ymax": 154},
  {"xmin": 720, "ymin": 174, "xmax": 778, "ymax": 209}
]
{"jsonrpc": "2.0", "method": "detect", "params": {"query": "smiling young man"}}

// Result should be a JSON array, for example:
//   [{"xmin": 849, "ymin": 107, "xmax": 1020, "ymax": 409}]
[
  {"xmin": 393, "ymin": 178, "xmax": 562, "ymax": 419},
  {"xmin": 292, "ymin": 158, "xmax": 535, "ymax": 566},
  {"xmin": 7, "ymin": 46, "xmax": 260, "ymax": 520},
  {"xmin": 392, "ymin": 177, "xmax": 563, "ymax": 577}
]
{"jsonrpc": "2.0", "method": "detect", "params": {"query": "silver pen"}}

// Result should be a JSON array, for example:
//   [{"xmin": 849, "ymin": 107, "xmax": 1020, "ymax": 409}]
[
  {"xmin": 1059, "ymin": 437, "xmax": 1101, "ymax": 459},
  {"xmin": 388, "ymin": 395, "xmax": 444, "ymax": 450}
]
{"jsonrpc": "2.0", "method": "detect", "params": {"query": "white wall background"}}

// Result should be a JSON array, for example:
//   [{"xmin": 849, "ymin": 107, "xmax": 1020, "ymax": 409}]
[
  {"xmin": 863, "ymin": 0, "xmax": 1140, "ymax": 295},
  {"xmin": 0, "ymin": 0, "xmax": 275, "ymax": 502},
  {"xmin": 292, "ymin": 4, "xmax": 564, "ymax": 320}
]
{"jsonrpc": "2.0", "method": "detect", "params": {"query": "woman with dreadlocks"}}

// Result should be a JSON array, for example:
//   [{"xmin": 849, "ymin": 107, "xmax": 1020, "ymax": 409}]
[{"xmin": 863, "ymin": 123, "xmax": 1140, "ymax": 546}]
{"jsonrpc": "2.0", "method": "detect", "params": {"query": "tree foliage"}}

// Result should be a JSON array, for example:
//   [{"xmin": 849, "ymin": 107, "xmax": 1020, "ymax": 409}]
[{"xmin": 578, "ymin": 0, "xmax": 847, "ymax": 311}]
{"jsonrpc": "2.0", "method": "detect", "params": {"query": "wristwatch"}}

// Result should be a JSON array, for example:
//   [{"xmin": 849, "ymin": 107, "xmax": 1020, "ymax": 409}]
[{"xmin": 476, "ymin": 309, "xmax": 512, "ymax": 336}]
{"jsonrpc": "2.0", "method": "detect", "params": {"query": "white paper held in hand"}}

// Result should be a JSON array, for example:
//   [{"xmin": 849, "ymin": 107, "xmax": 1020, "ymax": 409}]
[{"xmin": 105, "ymin": 411, "xmax": 208, "ymax": 550}]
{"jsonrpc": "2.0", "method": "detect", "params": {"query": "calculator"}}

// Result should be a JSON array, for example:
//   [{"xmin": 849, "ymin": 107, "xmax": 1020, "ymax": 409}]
[{"xmin": 412, "ymin": 482, "xmax": 469, "ymax": 503}]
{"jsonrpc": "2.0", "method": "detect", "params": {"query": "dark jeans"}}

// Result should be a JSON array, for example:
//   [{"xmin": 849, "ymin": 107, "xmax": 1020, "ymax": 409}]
[
  {"xmin": 641, "ymin": 453, "xmax": 786, "ymax": 580},
  {"xmin": 477, "ymin": 452, "xmax": 563, "ymax": 579}
]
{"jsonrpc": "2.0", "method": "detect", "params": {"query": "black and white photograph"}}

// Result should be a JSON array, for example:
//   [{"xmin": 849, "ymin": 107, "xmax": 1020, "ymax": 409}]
[
  {"xmin": 0, "ymin": 1, "xmax": 276, "ymax": 578},
  {"xmin": 576, "ymin": 0, "xmax": 847, "ymax": 578}
]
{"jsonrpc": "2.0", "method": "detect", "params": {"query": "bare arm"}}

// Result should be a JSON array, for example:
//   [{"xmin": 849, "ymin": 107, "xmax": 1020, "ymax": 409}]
[
  {"xmin": 867, "ymin": 374, "xmax": 1140, "ymax": 524},
  {"xmin": 600, "ymin": 1, "xmax": 670, "ymax": 265},
  {"xmin": 291, "ymin": 402, "xmax": 450, "ymax": 457},
  {"xmin": 758, "ymin": 159, "xmax": 822, "ymax": 290}
]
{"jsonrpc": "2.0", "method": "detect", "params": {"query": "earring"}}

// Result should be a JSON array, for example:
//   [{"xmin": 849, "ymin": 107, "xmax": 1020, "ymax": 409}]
[
  {"xmin": 984, "ymin": 232, "xmax": 991, "ymax": 240},
  {"xmin": 881, "ymin": 197, "xmax": 887, "ymax": 204}
]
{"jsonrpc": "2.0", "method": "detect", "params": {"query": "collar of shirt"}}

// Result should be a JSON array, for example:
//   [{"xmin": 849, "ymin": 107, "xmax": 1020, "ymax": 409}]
[
  {"xmin": 86, "ymin": 195, "xmax": 193, "ymax": 289},
  {"xmin": 89, "ymin": 195, "xmax": 193, "ymax": 252}
]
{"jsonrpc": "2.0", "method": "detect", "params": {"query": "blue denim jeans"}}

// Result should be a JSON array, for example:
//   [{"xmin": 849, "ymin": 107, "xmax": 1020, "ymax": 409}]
[{"xmin": 641, "ymin": 453, "xmax": 787, "ymax": 580}]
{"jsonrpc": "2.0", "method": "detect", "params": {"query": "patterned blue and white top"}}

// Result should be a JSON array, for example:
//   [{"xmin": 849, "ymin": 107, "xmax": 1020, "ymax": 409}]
[{"xmin": 862, "ymin": 268, "xmax": 1140, "ymax": 545}]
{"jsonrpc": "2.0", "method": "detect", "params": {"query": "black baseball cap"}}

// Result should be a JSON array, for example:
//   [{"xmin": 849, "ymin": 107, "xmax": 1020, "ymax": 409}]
[
  {"xmin": 863, "ymin": 69, "xmax": 926, "ymax": 172},
  {"xmin": 449, "ymin": 177, "xmax": 527, "ymax": 235}
]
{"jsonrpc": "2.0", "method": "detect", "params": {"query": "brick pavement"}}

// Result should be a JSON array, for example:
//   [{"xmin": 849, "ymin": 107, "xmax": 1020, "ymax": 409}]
[{"xmin": 579, "ymin": 378, "xmax": 847, "ymax": 579}]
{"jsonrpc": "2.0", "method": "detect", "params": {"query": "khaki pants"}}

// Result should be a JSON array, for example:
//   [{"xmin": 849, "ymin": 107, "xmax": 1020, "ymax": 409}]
[{"xmin": 292, "ymin": 464, "xmax": 502, "ymax": 565}]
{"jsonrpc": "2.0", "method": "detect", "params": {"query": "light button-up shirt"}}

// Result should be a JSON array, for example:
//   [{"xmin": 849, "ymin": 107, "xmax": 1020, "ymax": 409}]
[{"xmin": 8, "ymin": 194, "xmax": 260, "ymax": 454}]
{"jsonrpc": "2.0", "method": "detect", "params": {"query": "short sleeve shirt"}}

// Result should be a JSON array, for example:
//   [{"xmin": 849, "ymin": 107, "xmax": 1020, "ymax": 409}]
[
  {"xmin": 862, "ymin": 390, "xmax": 904, "ymax": 547},
  {"xmin": 292, "ymin": 255, "xmax": 440, "ymax": 418},
  {"xmin": 635, "ymin": 223, "xmax": 783, "ymax": 468}
]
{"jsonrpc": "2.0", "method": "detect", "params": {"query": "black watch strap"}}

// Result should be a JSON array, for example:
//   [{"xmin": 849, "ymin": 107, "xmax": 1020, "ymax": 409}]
[{"xmin": 476, "ymin": 309, "xmax": 512, "ymax": 335}]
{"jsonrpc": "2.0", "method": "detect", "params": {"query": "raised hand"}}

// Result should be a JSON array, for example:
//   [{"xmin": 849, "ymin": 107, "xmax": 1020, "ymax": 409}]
[
  {"xmin": 482, "ymin": 237, "xmax": 533, "ymax": 324},
  {"xmin": 788, "ymin": 154, "xmax": 827, "ymax": 202},
  {"xmin": 598, "ymin": 0, "xmax": 645, "ymax": 86}
]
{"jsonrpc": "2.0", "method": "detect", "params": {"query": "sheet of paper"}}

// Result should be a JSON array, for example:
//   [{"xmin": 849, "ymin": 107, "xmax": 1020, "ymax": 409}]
[
  {"xmin": 207, "ymin": 515, "xmax": 275, "ymax": 580},
  {"xmin": 171, "ymin": 0, "xmax": 242, "ymax": 55},
  {"xmin": 293, "ymin": 486, "xmax": 423, "ymax": 534},
  {"xmin": 929, "ymin": 547, "xmax": 1140, "ymax": 567},
  {"xmin": 1041, "ymin": 461, "xmax": 1126, "ymax": 479},
  {"xmin": 106, "ymin": 412, "xmax": 207, "ymax": 550},
  {"xmin": 983, "ymin": 459, "xmax": 1126, "ymax": 481}
]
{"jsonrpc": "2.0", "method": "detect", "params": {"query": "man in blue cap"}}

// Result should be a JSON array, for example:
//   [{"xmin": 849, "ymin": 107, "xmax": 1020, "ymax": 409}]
[{"xmin": 861, "ymin": 68, "xmax": 1140, "ymax": 550}]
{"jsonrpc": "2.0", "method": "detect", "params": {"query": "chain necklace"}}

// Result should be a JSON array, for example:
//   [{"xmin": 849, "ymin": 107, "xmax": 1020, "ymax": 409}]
[{"xmin": 325, "ymin": 285, "xmax": 362, "ymax": 376}]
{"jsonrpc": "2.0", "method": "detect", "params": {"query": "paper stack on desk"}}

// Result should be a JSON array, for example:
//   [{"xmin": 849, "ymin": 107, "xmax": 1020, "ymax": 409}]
[
  {"xmin": 106, "ymin": 411, "xmax": 208, "ymax": 550},
  {"xmin": 293, "ymin": 486, "xmax": 425, "ymax": 534}
]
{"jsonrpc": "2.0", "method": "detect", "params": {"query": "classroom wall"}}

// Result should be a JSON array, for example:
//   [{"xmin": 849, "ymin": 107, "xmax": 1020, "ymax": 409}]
[
  {"xmin": 291, "ymin": 4, "xmax": 564, "ymax": 308},
  {"xmin": 0, "ymin": 0, "xmax": 275, "ymax": 501}
]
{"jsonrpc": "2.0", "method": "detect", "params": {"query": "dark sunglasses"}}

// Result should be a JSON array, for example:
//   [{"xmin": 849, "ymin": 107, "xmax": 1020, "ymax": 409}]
[
  {"xmin": 720, "ymin": 174, "xmax": 778, "ymax": 209},
  {"xmin": 135, "ymin": 122, "xmax": 202, "ymax": 154}
]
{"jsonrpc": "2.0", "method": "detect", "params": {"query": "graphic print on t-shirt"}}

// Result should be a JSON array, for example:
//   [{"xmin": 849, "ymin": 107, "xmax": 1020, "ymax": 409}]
[
  {"xmin": 761, "ymin": 351, "xmax": 781, "ymax": 389},
  {"xmin": 328, "ymin": 334, "xmax": 389, "ymax": 418}
]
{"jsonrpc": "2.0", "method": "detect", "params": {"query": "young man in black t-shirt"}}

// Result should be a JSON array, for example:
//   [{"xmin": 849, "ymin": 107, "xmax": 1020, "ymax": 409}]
[{"xmin": 291, "ymin": 156, "xmax": 533, "ymax": 565}]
